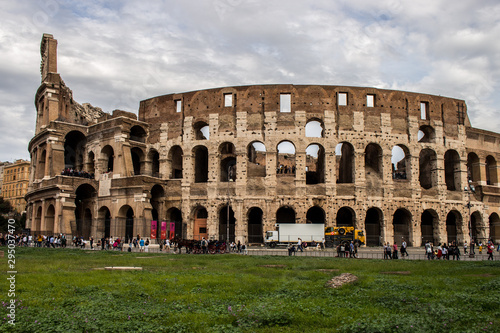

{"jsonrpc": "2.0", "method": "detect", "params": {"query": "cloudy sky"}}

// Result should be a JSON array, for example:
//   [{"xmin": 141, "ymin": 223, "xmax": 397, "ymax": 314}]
[{"xmin": 1, "ymin": 0, "xmax": 499, "ymax": 162}]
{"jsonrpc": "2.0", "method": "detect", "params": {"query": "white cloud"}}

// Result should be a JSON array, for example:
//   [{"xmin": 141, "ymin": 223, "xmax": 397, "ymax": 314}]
[{"xmin": 0, "ymin": 0, "xmax": 499, "ymax": 162}]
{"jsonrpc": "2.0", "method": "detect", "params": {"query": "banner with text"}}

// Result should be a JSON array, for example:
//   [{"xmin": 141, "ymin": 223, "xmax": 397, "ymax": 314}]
[
  {"xmin": 161, "ymin": 221, "xmax": 167, "ymax": 240},
  {"xmin": 150, "ymin": 220, "xmax": 157, "ymax": 239}
]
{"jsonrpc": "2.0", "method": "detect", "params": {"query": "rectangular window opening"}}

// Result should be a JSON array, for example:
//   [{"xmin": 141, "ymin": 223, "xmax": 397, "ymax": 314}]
[
  {"xmin": 338, "ymin": 92, "xmax": 347, "ymax": 106},
  {"xmin": 420, "ymin": 102, "xmax": 429, "ymax": 120},
  {"xmin": 280, "ymin": 93, "xmax": 291, "ymax": 113},
  {"xmin": 224, "ymin": 94, "xmax": 233, "ymax": 107},
  {"xmin": 175, "ymin": 100, "xmax": 182, "ymax": 113},
  {"xmin": 367, "ymin": 94, "xmax": 375, "ymax": 107}
]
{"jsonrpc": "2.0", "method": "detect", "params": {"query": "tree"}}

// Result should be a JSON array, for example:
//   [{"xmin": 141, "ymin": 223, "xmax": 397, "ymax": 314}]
[{"xmin": 0, "ymin": 196, "xmax": 12, "ymax": 215}]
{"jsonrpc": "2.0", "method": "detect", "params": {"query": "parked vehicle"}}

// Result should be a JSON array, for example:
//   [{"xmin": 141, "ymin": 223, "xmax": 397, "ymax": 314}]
[
  {"xmin": 265, "ymin": 223, "xmax": 325, "ymax": 248},
  {"xmin": 324, "ymin": 226, "xmax": 365, "ymax": 247}
]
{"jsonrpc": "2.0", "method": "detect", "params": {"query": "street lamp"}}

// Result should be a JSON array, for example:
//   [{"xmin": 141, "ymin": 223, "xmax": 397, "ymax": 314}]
[
  {"xmin": 464, "ymin": 181, "xmax": 476, "ymax": 245},
  {"xmin": 227, "ymin": 165, "xmax": 233, "ymax": 249}
]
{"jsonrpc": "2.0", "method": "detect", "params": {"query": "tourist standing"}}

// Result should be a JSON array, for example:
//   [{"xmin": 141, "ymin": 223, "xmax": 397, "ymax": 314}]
[
  {"xmin": 487, "ymin": 241, "xmax": 494, "ymax": 260},
  {"xmin": 463, "ymin": 241, "xmax": 468, "ymax": 254}
]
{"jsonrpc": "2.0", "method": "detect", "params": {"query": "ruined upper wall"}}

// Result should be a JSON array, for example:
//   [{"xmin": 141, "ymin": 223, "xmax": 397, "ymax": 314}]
[{"xmin": 138, "ymin": 85, "xmax": 469, "ymax": 138}]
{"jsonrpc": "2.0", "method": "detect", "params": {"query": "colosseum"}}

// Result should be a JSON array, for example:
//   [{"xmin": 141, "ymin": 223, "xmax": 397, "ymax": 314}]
[{"xmin": 26, "ymin": 34, "xmax": 500, "ymax": 247}]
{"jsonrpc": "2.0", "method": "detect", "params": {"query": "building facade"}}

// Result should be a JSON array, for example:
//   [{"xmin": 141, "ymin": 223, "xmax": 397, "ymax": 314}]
[
  {"xmin": 0, "ymin": 161, "xmax": 11, "ymax": 197},
  {"xmin": 3, "ymin": 160, "xmax": 30, "ymax": 214},
  {"xmin": 26, "ymin": 34, "xmax": 500, "ymax": 245}
]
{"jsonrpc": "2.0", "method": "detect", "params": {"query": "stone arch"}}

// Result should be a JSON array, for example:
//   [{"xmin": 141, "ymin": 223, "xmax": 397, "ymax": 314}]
[
  {"xmin": 247, "ymin": 141, "xmax": 266, "ymax": 177},
  {"xmin": 276, "ymin": 141, "xmax": 296, "ymax": 176},
  {"xmin": 117, "ymin": 205, "xmax": 134, "ymax": 243},
  {"xmin": 193, "ymin": 145, "xmax": 208, "ymax": 183},
  {"xmin": 166, "ymin": 207, "xmax": 183, "ymax": 240},
  {"xmin": 305, "ymin": 119, "xmax": 324, "ymax": 138},
  {"xmin": 444, "ymin": 150, "xmax": 461, "ymax": 191},
  {"xmin": 37, "ymin": 149, "xmax": 47, "ymax": 179},
  {"xmin": 130, "ymin": 125, "xmax": 147, "ymax": 143},
  {"xmin": 489, "ymin": 212, "xmax": 500, "ymax": 243},
  {"xmin": 64, "ymin": 130, "xmax": 87, "ymax": 171},
  {"xmin": 446, "ymin": 210, "xmax": 462, "ymax": 245},
  {"xmin": 87, "ymin": 151, "xmax": 95, "ymax": 175},
  {"xmin": 467, "ymin": 152, "xmax": 480, "ymax": 182},
  {"xmin": 336, "ymin": 207, "xmax": 355, "ymax": 227},
  {"xmin": 131, "ymin": 147, "xmax": 145, "ymax": 175},
  {"xmin": 336, "ymin": 142, "xmax": 354, "ymax": 183},
  {"xmin": 101, "ymin": 145, "xmax": 114, "ymax": 173},
  {"xmin": 421, "ymin": 209, "xmax": 439, "ymax": 245},
  {"xmin": 306, "ymin": 206, "xmax": 325, "ymax": 224},
  {"xmin": 276, "ymin": 206, "xmax": 296, "ymax": 224},
  {"xmin": 45, "ymin": 204, "xmax": 55, "ymax": 235},
  {"xmin": 98, "ymin": 206, "xmax": 111, "ymax": 239},
  {"xmin": 306, "ymin": 144, "xmax": 325, "ymax": 184},
  {"xmin": 392, "ymin": 144, "xmax": 410, "ymax": 180},
  {"xmin": 247, "ymin": 207, "xmax": 263, "ymax": 243},
  {"xmin": 193, "ymin": 121, "xmax": 209, "ymax": 140},
  {"xmin": 193, "ymin": 206, "xmax": 208, "ymax": 240},
  {"xmin": 393, "ymin": 208, "xmax": 411, "ymax": 246},
  {"xmin": 219, "ymin": 204, "xmax": 236, "ymax": 242},
  {"xmin": 485, "ymin": 155, "xmax": 498, "ymax": 185},
  {"xmin": 365, "ymin": 143, "xmax": 383, "ymax": 185},
  {"xmin": 75, "ymin": 183, "xmax": 96, "ymax": 238},
  {"xmin": 168, "ymin": 145, "xmax": 183, "ymax": 179},
  {"xmin": 150, "ymin": 184, "xmax": 165, "ymax": 236},
  {"xmin": 35, "ymin": 206, "xmax": 42, "ymax": 232},
  {"xmin": 470, "ymin": 210, "xmax": 484, "ymax": 242},
  {"xmin": 148, "ymin": 149, "xmax": 160, "ymax": 177},
  {"xmin": 365, "ymin": 207, "xmax": 383, "ymax": 246},
  {"xmin": 220, "ymin": 142, "xmax": 236, "ymax": 182},
  {"xmin": 419, "ymin": 148, "xmax": 437, "ymax": 189},
  {"xmin": 418, "ymin": 125, "xmax": 435, "ymax": 143}
]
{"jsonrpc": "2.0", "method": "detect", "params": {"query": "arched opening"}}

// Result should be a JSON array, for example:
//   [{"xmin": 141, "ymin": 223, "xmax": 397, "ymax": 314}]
[
  {"xmin": 392, "ymin": 145, "xmax": 410, "ymax": 180},
  {"xmin": 471, "ymin": 211, "xmax": 484, "ymax": 243},
  {"xmin": 45, "ymin": 205, "xmax": 55, "ymax": 235},
  {"xmin": 150, "ymin": 184, "xmax": 164, "ymax": 238},
  {"xmin": 306, "ymin": 144, "xmax": 325, "ymax": 184},
  {"xmin": 101, "ymin": 145, "xmax": 114, "ymax": 173},
  {"xmin": 393, "ymin": 209, "xmax": 411, "ymax": 246},
  {"xmin": 446, "ymin": 211, "xmax": 461, "ymax": 245},
  {"xmin": 306, "ymin": 206, "xmax": 325, "ymax": 224},
  {"xmin": 75, "ymin": 184, "xmax": 96, "ymax": 239},
  {"xmin": 125, "ymin": 207, "xmax": 134, "ymax": 243},
  {"xmin": 489, "ymin": 213, "xmax": 500, "ymax": 243},
  {"xmin": 149, "ymin": 149, "xmax": 160, "ymax": 177},
  {"xmin": 485, "ymin": 156, "xmax": 498, "ymax": 185},
  {"xmin": 419, "ymin": 149, "xmax": 437, "ymax": 189},
  {"xmin": 64, "ymin": 131, "xmax": 87, "ymax": 171},
  {"xmin": 305, "ymin": 119, "xmax": 324, "ymax": 138},
  {"xmin": 365, "ymin": 143, "xmax": 382, "ymax": 184},
  {"xmin": 247, "ymin": 141, "xmax": 266, "ymax": 177},
  {"xmin": 169, "ymin": 145, "xmax": 183, "ymax": 179},
  {"xmin": 37, "ymin": 149, "xmax": 47, "ymax": 179},
  {"xmin": 276, "ymin": 206, "xmax": 296, "ymax": 224},
  {"xmin": 219, "ymin": 205, "xmax": 236, "ymax": 242},
  {"xmin": 193, "ymin": 206, "xmax": 208, "ymax": 240},
  {"xmin": 193, "ymin": 121, "xmax": 209, "ymax": 140},
  {"xmin": 336, "ymin": 142, "xmax": 354, "ymax": 183},
  {"xmin": 193, "ymin": 146, "xmax": 208, "ymax": 183},
  {"xmin": 35, "ymin": 206, "xmax": 42, "ymax": 232},
  {"xmin": 444, "ymin": 150, "xmax": 461, "ymax": 191},
  {"xmin": 418, "ymin": 125, "xmax": 435, "ymax": 143},
  {"xmin": 98, "ymin": 206, "xmax": 111, "ymax": 239},
  {"xmin": 131, "ymin": 147, "xmax": 144, "ymax": 176},
  {"xmin": 467, "ymin": 153, "xmax": 480, "ymax": 182},
  {"xmin": 276, "ymin": 141, "xmax": 296, "ymax": 176},
  {"xmin": 167, "ymin": 208, "xmax": 183, "ymax": 240},
  {"xmin": 220, "ymin": 142, "xmax": 236, "ymax": 182},
  {"xmin": 130, "ymin": 125, "xmax": 147, "ymax": 143},
  {"xmin": 248, "ymin": 207, "xmax": 263, "ymax": 243},
  {"xmin": 336, "ymin": 207, "xmax": 355, "ymax": 227},
  {"xmin": 421, "ymin": 210, "xmax": 438, "ymax": 245},
  {"xmin": 87, "ymin": 151, "xmax": 95, "ymax": 175},
  {"xmin": 365, "ymin": 208, "xmax": 382, "ymax": 246}
]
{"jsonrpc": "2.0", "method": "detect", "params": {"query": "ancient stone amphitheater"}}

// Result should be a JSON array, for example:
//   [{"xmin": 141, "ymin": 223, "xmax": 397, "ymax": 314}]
[{"xmin": 26, "ymin": 34, "xmax": 500, "ymax": 246}]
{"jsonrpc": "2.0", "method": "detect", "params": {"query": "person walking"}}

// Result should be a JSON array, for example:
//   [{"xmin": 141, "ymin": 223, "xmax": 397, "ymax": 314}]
[
  {"xmin": 463, "ymin": 240, "xmax": 468, "ymax": 255},
  {"xmin": 297, "ymin": 238, "xmax": 303, "ymax": 252},
  {"xmin": 487, "ymin": 241, "xmax": 494, "ymax": 260},
  {"xmin": 401, "ymin": 239, "xmax": 409, "ymax": 258}
]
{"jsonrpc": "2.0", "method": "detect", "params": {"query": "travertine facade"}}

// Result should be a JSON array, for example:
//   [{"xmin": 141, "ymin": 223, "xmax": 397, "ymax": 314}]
[{"xmin": 26, "ymin": 34, "xmax": 500, "ymax": 246}]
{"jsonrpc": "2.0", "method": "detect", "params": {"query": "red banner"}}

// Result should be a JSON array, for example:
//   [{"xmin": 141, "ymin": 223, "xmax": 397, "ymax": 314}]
[
  {"xmin": 169, "ymin": 222, "xmax": 175, "ymax": 240},
  {"xmin": 161, "ymin": 221, "xmax": 167, "ymax": 240},
  {"xmin": 150, "ymin": 220, "xmax": 157, "ymax": 239}
]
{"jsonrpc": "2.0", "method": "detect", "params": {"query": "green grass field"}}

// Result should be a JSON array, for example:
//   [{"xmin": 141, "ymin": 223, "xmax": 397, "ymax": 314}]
[{"xmin": 1, "ymin": 247, "xmax": 499, "ymax": 332}]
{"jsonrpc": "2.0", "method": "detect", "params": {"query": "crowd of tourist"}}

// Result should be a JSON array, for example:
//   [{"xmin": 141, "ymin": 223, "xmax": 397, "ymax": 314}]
[{"xmin": 61, "ymin": 168, "xmax": 95, "ymax": 179}]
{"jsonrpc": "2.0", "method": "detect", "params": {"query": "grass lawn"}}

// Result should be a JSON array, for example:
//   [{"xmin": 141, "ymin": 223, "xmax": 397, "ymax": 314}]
[{"xmin": 1, "ymin": 247, "xmax": 499, "ymax": 332}]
